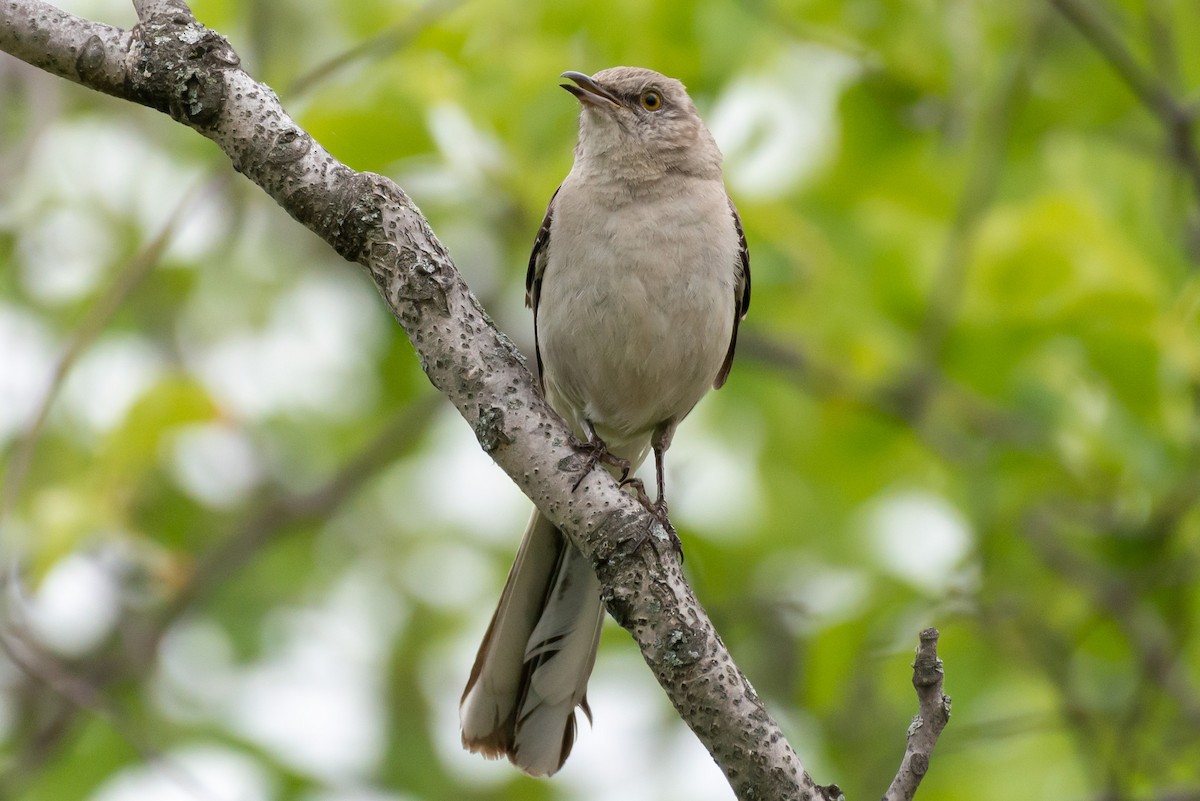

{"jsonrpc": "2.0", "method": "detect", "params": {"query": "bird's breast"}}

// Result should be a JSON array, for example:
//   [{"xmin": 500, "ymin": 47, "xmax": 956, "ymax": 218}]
[{"xmin": 536, "ymin": 178, "xmax": 738, "ymax": 451}]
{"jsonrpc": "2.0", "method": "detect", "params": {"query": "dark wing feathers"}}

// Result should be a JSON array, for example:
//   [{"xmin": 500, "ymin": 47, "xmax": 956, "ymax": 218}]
[
  {"xmin": 714, "ymin": 196, "xmax": 751, "ymax": 389},
  {"xmin": 526, "ymin": 186, "xmax": 560, "ymax": 390}
]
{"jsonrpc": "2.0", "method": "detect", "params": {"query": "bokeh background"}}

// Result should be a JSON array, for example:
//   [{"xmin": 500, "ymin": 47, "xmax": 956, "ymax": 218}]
[{"xmin": 3, "ymin": 0, "xmax": 1200, "ymax": 799}]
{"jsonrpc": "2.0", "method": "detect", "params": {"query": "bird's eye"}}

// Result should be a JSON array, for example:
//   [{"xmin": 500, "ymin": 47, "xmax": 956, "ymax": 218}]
[{"xmin": 640, "ymin": 90, "xmax": 663, "ymax": 111}]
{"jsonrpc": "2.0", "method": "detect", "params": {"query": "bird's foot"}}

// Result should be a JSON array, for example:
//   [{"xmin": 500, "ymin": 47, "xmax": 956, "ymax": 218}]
[
  {"xmin": 619, "ymin": 477, "xmax": 682, "ymax": 558},
  {"xmin": 568, "ymin": 433, "xmax": 631, "ymax": 491}
]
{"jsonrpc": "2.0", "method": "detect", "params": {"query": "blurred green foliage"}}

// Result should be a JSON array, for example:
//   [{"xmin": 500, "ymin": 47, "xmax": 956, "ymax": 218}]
[{"xmin": 3, "ymin": 0, "xmax": 1200, "ymax": 799}]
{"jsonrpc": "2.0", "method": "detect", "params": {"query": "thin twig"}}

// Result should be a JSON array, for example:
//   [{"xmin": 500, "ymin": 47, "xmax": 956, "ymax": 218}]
[
  {"xmin": 917, "ymin": 8, "xmax": 1049, "ymax": 364},
  {"xmin": 0, "ymin": 396, "xmax": 441, "ymax": 794},
  {"xmin": 155, "ymin": 391, "xmax": 441, "ymax": 633},
  {"xmin": 0, "ymin": 171, "xmax": 225, "ymax": 529},
  {"xmin": 285, "ymin": 0, "xmax": 464, "ymax": 98},
  {"xmin": 740, "ymin": 332, "xmax": 1045, "ymax": 458},
  {"xmin": 883, "ymin": 628, "xmax": 952, "ymax": 801},
  {"xmin": 1023, "ymin": 509, "xmax": 1200, "ymax": 728},
  {"xmin": 1047, "ymin": 0, "xmax": 1200, "ymax": 202},
  {"xmin": 1143, "ymin": 0, "xmax": 1181, "ymax": 91},
  {"xmin": 0, "ymin": 626, "xmax": 222, "ymax": 801}
]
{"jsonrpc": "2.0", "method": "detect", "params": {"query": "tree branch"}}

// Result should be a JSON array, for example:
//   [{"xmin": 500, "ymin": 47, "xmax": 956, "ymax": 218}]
[
  {"xmin": 883, "ymin": 629, "xmax": 952, "ymax": 801},
  {"xmin": 1024, "ymin": 507, "xmax": 1200, "ymax": 729},
  {"xmin": 284, "ymin": 0, "xmax": 464, "ymax": 98},
  {"xmin": 1047, "ymin": 0, "xmax": 1200, "ymax": 204},
  {"xmin": 0, "ymin": 3, "xmax": 945, "ymax": 797},
  {"xmin": 916, "ymin": 8, "xmax": 1047, "ymax": 364},
  {"xmin": 155, "ymin": 391, "xmax": 442, "ymax": 634},
  {"xmin": 0, "ymin": 398, "xmax": 442, "ymax": 796},
  {"xmin": 0, "ymin": 172, "xmax": 222, "ymax": 529},
  {"xmin": 0, "ymin": 626, "xmax": 220, "ymax": 801},
  {"xmin": 0, "ymin": 0, "xmax": 130, "ymax": 95}
]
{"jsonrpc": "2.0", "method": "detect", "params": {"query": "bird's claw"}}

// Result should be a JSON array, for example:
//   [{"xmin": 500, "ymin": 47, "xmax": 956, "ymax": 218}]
[
  {"xmin": 569, "ymin": 434, "xmax": 631, "ymax": 491},
  {"xmin": 619, "ymin": 476, "xmax": 682, "ymax": 558}
]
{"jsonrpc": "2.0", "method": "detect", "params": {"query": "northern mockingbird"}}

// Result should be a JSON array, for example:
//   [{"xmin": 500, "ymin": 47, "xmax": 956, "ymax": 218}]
[{"xmin": 459, "ymin": 66, "xmax": 751, "ymax": 777}]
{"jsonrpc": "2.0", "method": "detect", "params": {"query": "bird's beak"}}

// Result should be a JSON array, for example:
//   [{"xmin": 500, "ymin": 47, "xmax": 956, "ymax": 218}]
[{"xmin": 560, "ymin": 71, "xmax": 621, "ymax": 109}]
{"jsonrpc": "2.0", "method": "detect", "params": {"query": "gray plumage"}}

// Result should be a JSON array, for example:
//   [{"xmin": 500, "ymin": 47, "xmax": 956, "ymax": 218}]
[{"xmin": 460, "ymin": 66, "xmax": 750, "ymax": 777}]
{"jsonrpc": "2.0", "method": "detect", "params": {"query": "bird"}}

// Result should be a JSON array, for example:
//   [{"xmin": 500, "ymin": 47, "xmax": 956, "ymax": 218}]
[{"xmin": 459, "ymin": 66, "xmax": 750, "ymax": 777}]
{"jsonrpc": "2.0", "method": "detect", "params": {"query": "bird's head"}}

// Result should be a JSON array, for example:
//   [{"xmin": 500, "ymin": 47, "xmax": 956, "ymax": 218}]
[{"xmin": 561, "ymin": 67, "xmax": 722, "ymax": 182}]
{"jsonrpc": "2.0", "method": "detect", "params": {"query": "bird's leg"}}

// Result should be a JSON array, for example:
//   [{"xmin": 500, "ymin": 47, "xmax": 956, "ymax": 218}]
[
  {"xmin": 621, "ymin": 424, "xmax": 681, "ymax": 555},
  {"xmin": 649, "ymin": 422, "xmax": 676, "ymax": 519},
  {"xmin": 570, "ymin": 419, "xmax": 631, "ymax": 491},
  {"xmin": 619, "ymin": 443, "xmax": 669, "ymax": 521},
  {"xmin": 652, "ymin": 438, "xmax": 669, "ymax": 521}
]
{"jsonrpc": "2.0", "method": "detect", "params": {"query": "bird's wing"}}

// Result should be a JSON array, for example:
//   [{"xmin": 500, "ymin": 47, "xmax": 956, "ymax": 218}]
[
  {"xmin": 714, "ymin": 195, "xmax": 751, "ymax": 389},
  {"xmin": 526, "ymin": 186, "xmax": 560, "ymax": 391}
]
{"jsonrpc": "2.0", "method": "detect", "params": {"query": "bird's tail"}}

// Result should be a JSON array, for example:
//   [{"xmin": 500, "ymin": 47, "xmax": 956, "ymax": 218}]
[{"xmin": 459, "ymin": 509, "xmax": 605, "ymax": 777}]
